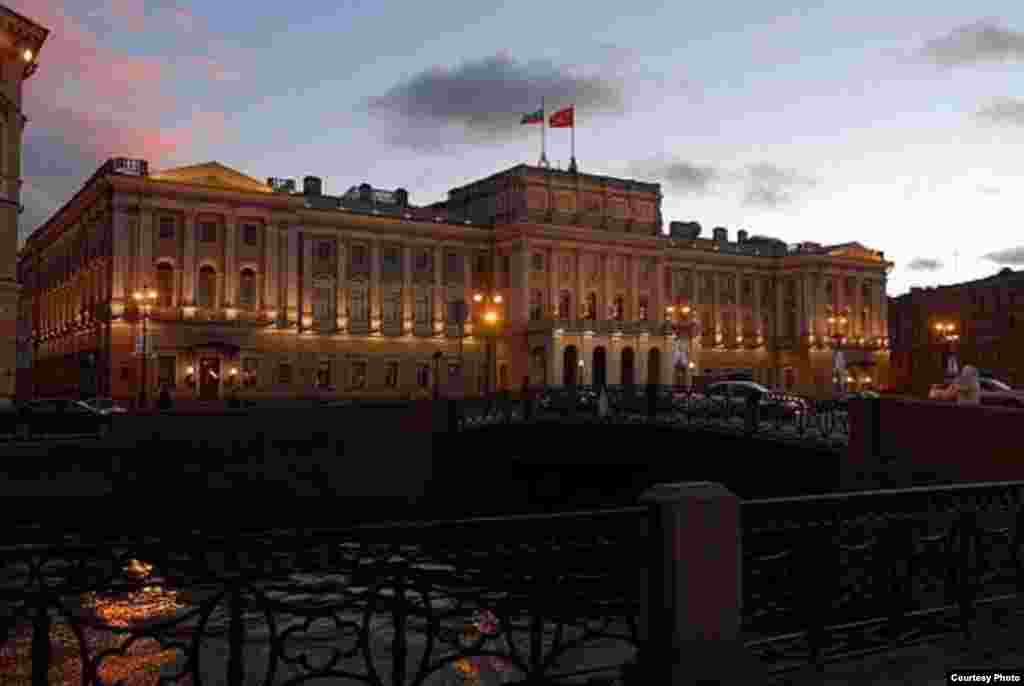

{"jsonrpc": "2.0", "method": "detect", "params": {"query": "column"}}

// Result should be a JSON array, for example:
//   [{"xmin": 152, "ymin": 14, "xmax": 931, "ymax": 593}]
[
  {"xmin": 548, "ymin": 247, "xmax": 558, "ymax": 317},
  {"xmin": 224, "ymin": 213, "xmax": 237, "ymax": 307},
  {"xmin": 302, "ymin": 234, "xmax": 314, "ymax": 326},
  {"xmin": 370, "ymin": 240, "xmax": 381, "ymax": 324},
  {"xmin": 402, "ymin": 244, "xmax": 413, "ymax": 332},
  {"xmin": 653, "ymin": 258, "xmax": 665, "ymax": 328},
  {"xmin": 286, "ymin": 227, "xmax": 299, "ymax": 325},
  {"xmin": 854, "ymin": 275, "xmax": 864, "ymax": 339},
  {"xmin": 601, "ymin": 253, "xmax": 612, "ymax": 321},
  {"xmin": 629, "ymin": 255, "xmax": 639, "ymax": 322},
  {"xmin": 433, "ymin": 244, "xmax": 443, "ymax": 330},
  {"xmin": 337, "ymin": 238, "xmax": 347, "ymax": 330},
  {"xmin": 519, "ymin": 242, "xmax": 530, "ymax": 322},
  {"xmin": 137, "ymin": 207, "xmax": 153, "ymax": 291},
  {"xmin": 263, "ymin": 225, "xmax": 278, "ymax": 314},
  {"xmin": 711, "ymin": 271, "xmax": 721, "ymax": 338},
  {"xmin": 111, "ymin": 210, "xmax": 132, "ymax": 307},
  {"xmin": 181, "ymin": 211, "xmax": 196, "ymax": 306}
]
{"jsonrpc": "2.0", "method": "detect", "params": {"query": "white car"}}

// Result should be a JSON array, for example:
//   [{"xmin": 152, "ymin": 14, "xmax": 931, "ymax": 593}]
[
  {"xmin": 928, "ymin": 377, "xmax": 1024, "ymax": 408},
  {"xmin": 78, "ymin": 397, "xmax": 129, "ymax": 415}
]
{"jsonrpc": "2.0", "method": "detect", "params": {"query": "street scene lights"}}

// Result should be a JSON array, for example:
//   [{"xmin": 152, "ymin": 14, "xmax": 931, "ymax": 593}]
[
  {"xmin": 935, "ymin": 321, "xmax": 960, "ymax": 379},
  {"xmin": 934, "ymin": 322, "xmax": 959, "ymax": 343},
  {"xmin": 133, "ymin": 286, "xmax": 158, "ymax": 408},
  {"xmin": 473, "ymin": 291, "xmax": 503, "ymax": 394},
  {"xmin": 665, "ymin": 302, "xmax": 697, "ymax": 387},
  {"xmin": 826, "ymin": 313, "xmax": 849, "ymax": 346}
]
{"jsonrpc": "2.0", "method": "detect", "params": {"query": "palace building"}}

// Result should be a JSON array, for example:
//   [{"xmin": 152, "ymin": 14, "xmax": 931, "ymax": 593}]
[
  {"xmin": 0, "ymin": 6, "xmax": 47, "ymax": 406},
  {"xmin": 17, "ymin": 157, "xmax": 892, "ymax": 405}
]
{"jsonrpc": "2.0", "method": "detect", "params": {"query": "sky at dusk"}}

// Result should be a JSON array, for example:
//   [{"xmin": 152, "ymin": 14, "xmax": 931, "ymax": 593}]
[{"xmin": 14, "ymin": 0, "xmax": 1024, "ymax": 296}]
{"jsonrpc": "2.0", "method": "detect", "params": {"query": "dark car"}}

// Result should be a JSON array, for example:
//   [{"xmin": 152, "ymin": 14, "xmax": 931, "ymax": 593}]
[
  {"xmin": 15, "ymin": 398, "xmax": 113, "ymax": 440},
  {"xmin": 702, "ymin": 381, "xmax": 808, "ymax": 420}
]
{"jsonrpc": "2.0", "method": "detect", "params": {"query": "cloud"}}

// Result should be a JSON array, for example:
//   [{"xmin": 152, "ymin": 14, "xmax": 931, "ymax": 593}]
[
  {"xmin": 741, "ymin": 163, "xmax": 818, "ymax": 209},
  {"xmin": 906, "ymin": 257, "xmax": 945, "ymax": 272},
  {"xmin": 982, "ymin": 247, "xmax": 1024, "ymax": 266},
  {"xmin": 632, "ymin": 159, "xmax": 721, "ymax": 193},
  {"xmin": 365, "ymin": 52, "xmax": 624, "ymax": 150},
  {"xmin": 975, "ymin": 97, "xmax": 1024, "ymax": 125},
  {"xmin": 923, "ymin": 20, "xmax": 1024, "ymax": 66}
]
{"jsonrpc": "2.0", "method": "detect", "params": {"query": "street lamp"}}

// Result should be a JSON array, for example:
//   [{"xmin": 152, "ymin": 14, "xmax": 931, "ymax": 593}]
[
  {"xmin": 934, "ymin": 321, "xmax": 960, "ymax": 379},
  {"xmin": 133, "ymin": 285, "xmax": 158, "ymax": 408},
  {"xmin": 578, "ymin": 358, "xmax": 585, "ymax": 386},
  {"xmin": 665, "ymin": 302, "xmax": 697, "ymax": 388},
  {"xmin": 473, "ymin": 291, "xmax": 503, "ymax": 395}
]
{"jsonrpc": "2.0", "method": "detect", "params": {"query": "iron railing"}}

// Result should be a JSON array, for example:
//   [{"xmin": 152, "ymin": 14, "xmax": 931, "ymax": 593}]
[{"xmin": 1, "ymin": 481, "xmax": 1023, "ymax": 683}]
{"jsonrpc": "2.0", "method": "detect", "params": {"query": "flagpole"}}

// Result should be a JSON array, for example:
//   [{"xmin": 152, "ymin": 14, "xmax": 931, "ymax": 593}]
[
  {"xmin": 540, "ymin": 96, "xmax": 548, "ymax": 167},
  {"xmin": 568, "ymin": 106, "xmax": 577, "ymax": 173}
]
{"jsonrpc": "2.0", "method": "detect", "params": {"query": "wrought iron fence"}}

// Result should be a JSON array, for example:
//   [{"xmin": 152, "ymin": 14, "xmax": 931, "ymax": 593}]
[{"xmin": 4, "ymin": 482, "xmax": 1022, "ymax": 684}]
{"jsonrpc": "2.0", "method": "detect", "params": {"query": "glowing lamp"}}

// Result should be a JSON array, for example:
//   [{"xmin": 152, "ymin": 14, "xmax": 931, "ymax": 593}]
[
  {"xmin": 493, "ymin": 294, "xmax": 502, "ymax": 303},
  {"xmin": 473, "ymin": 294, "xmax": 483, "ymax": 303},
  {"xmin": 22, "ymin": 48, "xmax": 33, "ymax": 62}
]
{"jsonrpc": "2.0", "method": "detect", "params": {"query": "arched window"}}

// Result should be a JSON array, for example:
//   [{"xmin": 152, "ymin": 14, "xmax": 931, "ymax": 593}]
[
  {"xmin": 585, "ymin": 292, "xmax": 597, "ymax": 320},
  {"xmin": 239, "ymin": 268, "xmax": 256, "ymax": 309},
  {"xmin": 155, "ymin": 262, "xmax": 174, "ymax": 308},
  {"xmin": 530, "ymin": 290, "xmax": 544, "ymax": 321},
  {"xmin": 614, "ymin": 295, "xmax": 625, "ymax": 321},
  {"xmin": 197, "ymin": 266, "xmax": 216, "ymax": 309},
  {"xmin": 558, "ymin": 290, "xmax": 571, "ymax": 319}
]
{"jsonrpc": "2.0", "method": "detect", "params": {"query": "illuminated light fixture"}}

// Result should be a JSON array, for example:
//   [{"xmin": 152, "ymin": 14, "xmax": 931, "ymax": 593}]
[
  {"xmin": 493, "ymin": 294, "xmax": 502, "ymax": 303},
  {"xmin": 473, "ymin": 294, "xmax": 483, "ymax": 303},
  {"xmin": 186, "ymin": 366, "xmax": 195, "ymax": 374},
  {"xmin": 688, "ymin": 361, "xmax": 696, "ymax": 369},
  {"xmin": 22, "ymin": 48, "xmax": 33, "ymax": 62},
  {"xmin": 865, "ymin": 376, "xmax": 872, "ymax": 383},
  {"xmin": 230, "ymin": 368, "xmax": 238, "ymax": 376},
  {"xmin": 484, "ymin": 310, "xmax": 498, "ymax": 324},
  {"xmin": 736, "ymin": 336, "xmax": 743, "ymax": 343}
]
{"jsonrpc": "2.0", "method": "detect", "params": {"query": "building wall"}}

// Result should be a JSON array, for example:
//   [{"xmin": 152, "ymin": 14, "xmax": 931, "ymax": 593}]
[{"xmin": 19, "ymin": 161, "xmax": 894, "ymax": 402}]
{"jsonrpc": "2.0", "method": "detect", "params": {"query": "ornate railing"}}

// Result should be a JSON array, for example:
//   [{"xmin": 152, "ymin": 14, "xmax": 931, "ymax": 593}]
[
  {"xmin": 741, "ymin": 481, "xmax": 1024, "ymax": 674},
  {"xmin": 0, "ymin": 509, "xmax": 648, "ymax": 686},
  {"xmin": 2, "ymin": 481, "xmax": 1024, "ymax": 683}
]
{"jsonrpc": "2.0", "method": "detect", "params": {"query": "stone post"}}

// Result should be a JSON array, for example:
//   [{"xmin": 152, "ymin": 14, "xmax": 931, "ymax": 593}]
[{"xmin": 634, "ymin": 482, "xmax": 765, "ymax": 685}]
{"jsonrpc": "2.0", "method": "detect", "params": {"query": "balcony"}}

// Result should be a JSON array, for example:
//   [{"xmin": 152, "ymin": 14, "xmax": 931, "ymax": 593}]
[{"xmin": 527, "ymin": 318, "xmax": 664, "ymax": 336}]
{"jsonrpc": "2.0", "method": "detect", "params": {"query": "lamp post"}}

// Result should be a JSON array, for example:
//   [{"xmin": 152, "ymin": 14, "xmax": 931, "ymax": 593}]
[
  {"xmin": 934, "ymin": 321, "xmax": 960, "ymax": 380},
  {"xmin": 473, "ymin": 291, "xmax": 503, "ymax": 395},
  {"xmin": 665, "ymin": 302, "xmax": 697, "ymax": 389},
  {"xmin": 133, "ymin": 285, "xmax": 158, "ymax": 409}
]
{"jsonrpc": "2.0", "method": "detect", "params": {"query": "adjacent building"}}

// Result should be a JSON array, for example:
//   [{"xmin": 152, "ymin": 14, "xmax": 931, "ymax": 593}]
[
  {"xmin": 0, "ymin": 6, "xmax": 47, "ymax": 405},
  {"xmin": 889, "ymin": 267, "xmax": 1024, "ymax": 395},
  {"xmin": 17, "ymin": 158, "xmax": 892, "ymax": 404}
]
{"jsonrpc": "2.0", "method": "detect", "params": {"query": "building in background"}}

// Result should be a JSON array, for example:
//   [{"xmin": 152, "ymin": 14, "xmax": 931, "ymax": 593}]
[
  {"xmin": 889, "ymin": 267, "xmax": 1024, "ymax": 395},
  {"xmin": 17, "ymin": 158, "xmax": 892, "ymax": 404},
  {"xmin": 0, "ymin": 6, "xmax": 47, "ymax": 406}
]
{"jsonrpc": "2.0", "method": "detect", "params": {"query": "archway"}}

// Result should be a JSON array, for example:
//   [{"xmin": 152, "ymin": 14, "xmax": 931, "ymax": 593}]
[
  {"xmin": 648, "ymin": 348, "xmax": 662, "ymax": 387},
  {"xmin": 563, "ymin": 345, "xmax": 578, "ymax": 386},
  {"xmin": 592, "ymin": 347, "xmax": 607, "ymax": 389},
  {"xmin": 621, "ymin": 347, "xmax": 635, "ymax": 388}
]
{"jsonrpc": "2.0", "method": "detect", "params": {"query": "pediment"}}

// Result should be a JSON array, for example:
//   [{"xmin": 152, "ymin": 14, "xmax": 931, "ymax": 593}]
[{"xmin": 150, "ymin": 162, "xmax": 271, "ymax": 194}]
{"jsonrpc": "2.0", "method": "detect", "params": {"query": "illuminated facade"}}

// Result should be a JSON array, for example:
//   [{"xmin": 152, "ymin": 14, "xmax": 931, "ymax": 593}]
[
  {"xmin": 0, "ymin": 6, "xmax": 47, "ymax": 405},
  {"xmin": 17, "ymin": 158, "xmax": 892, "ymax": 404}
]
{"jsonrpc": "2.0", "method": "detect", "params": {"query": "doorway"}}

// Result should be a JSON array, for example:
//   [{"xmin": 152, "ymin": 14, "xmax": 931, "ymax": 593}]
[
  {"xmin": 592, "ymin": 347, "xmax": 607, "ymax": 389},
  {"xmin": 621, "ymin": 347, "xmax": 635, "ymax": 388},
  {"xmin": 199, "ymin": 357, "xmax": 220, "ymax": 400}
]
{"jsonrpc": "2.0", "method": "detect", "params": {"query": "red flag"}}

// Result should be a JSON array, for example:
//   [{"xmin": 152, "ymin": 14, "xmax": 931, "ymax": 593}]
[{"xmin": 549, "ymin": 106, "xmax": 574, "ymax": 128}]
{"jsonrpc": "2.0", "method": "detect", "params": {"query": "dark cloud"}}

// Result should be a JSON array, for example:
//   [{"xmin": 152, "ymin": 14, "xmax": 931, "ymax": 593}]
[
  {"xmin": 742, "ymin": 163, "xmax": 818, "ymax": 209},
  {"xmin": 982, "ymin": 247, "xmax": 1024, "ymax": 265},
  {"xmin": 906, "ymin": 257, "xmax": 945, "ymax": 272},
  {"xmin": 975, "ymin": 97, "xmax": 1024, "ymax": 125},
  {"xmin": 635, "ymin": 160, "xmax": 720, "ymax": 193},
  {"xmin": 923, "ymin": 20, "xmax": 1024, "ymax": 66},
  {"xmin": 365, "ymin": 52, "xmax": 624, "ymax": 150}
]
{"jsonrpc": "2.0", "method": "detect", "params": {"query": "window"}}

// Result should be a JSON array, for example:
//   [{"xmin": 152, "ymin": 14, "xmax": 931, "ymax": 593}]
[
  {"xmin": 200, "ymin": 222, "xmax": 217, "ymax": 243},
  {"xmin": 157, "ymin": 356, "xmax": 175, "ymax": 388},
  {"xmin": 351, "ymin": 245, "xmax": 367, "ymax": 267},
  {"xmin": 197, "ymin": 266, "xmax": 216, "ymax": 308},
  {"xmin": 385, "ymin": 361, "xmax": 399, "ymax": 388},
  {"xmin": 155, "ymin": 262, "xmax": 174, "ymax": 307},
  {"xmin": 638, "ymin": 296, "xmax": 649, "ymax": 321},
  {"xmin": 559, "ymin": 290, "xmax": 571, "ymax": 319},
  {"xmin": 532, "ymin": 253, "xmax": 545, "ymax": 271},
  {"xmin": 416, "ymin": 364, "xmax": 430, "ymax": 388},
  {"xmin": 350, "ymin": 361, "xmax": 367, "ymax": 390},
  {"xmin": 476, "ymin": 254, "xmax": 488, "ymax": 276},
  {"xmin": 278, "ymin": 363, "xmax": 293, "ymax": 385},
  {"xmin": 382, "ymin": 245, "xmax": 401, "ymax": 280},
  {"xmin": 316, "ymin": 360, "xmax": 332, "ymax": 389},
  {"xmin": 383, "ymin": 292, "xmax": 400, "ymax": 324},
  {"xmin": 158, "ymin": 217, "xmax": 175, "ymax": 240},
  {"xmin": 503, "ymin": 256, "xmax": 511, "ymax": 283},
  {"xmin": 530, "ymin": 290, "xmax": 543, "ymax": 321},
  {"xmin": 243, "ymin": 358, "xmax": 259, "ymax": 387},
  {"xmin": 614, "ymin": 295, "xmax": 625, "ymax": 321},
  {"xmin": 586, "ymin": 292, "xmax": 597, "ymax": 320},
  {"xmin": 445, "ymin": 251, "xmax": 461, "ymax": 282},
  {"xmin": 350, "ymin": 288, "xmax": 368, "ymax": 321},
  {"xmin": 448, "ymin": 363, "xmax": 461, "ymax": 383},
  {"xmin": 243, "ymin": 225, "xmax": 259, "ymax": 246},
  {"xmin": 415, "ymin": 292, "xmax": 430, "ymax": 325},
  {"xmin": 239, "ymin": 269, "xmax": 257, "ymax": 309},
  {"xmin": 415, "ymin": 249, "xmax": 432, "ymax": 272}
]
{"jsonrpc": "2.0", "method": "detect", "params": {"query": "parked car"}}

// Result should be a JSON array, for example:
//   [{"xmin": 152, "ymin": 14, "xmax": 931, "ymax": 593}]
[
  {"xmin": 930, "ymin": 376, "xmax": 1024, "ymax": 407},
  {"xmin": 15, "ymin": 398, "xmax": 113, "ymax": 440},
  {"xmin": 701, "ymin": 381, "xmax": 808, "ymax": 419},
  {"xmin": 78, "ymin": 397, "xmax": 128, "ymax": 415}
]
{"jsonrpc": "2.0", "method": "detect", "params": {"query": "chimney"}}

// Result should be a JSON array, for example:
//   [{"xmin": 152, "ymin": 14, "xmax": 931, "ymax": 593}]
[
  {"xmin": 303, "ymin": 176, "xmax": 323, "ymax": 196},
  {"xmin": 395, "ymin": 188, "xmax": 409, "ymax": 207},
  {"xmin": 713, "ymin": 226, "xmax": 728, "ymax": 242},
  {"xmin": 737, "ymin": 229, "xmax": 748, "ymax": 244}
]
